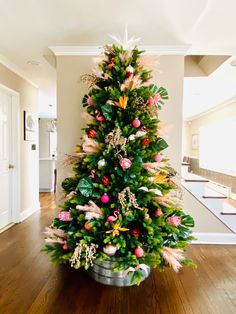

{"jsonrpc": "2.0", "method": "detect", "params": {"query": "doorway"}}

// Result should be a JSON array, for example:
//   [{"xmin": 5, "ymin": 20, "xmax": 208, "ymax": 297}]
[{"xmin": 0, "ymin": 84, "xmax": 20, "ymax": 230}]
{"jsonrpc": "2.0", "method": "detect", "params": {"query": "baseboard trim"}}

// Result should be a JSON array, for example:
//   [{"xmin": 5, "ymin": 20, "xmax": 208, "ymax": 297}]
[
  {"xmin": 39, "ymin": 188, "xmax": 54, "ymax": 192},
  {"xmin": 20, "ymin": 202, "xmax": 40, "ymax": 222},
  {"xmin": 192, "ymin": 232, "xmax": 236, "ymax": 244}
]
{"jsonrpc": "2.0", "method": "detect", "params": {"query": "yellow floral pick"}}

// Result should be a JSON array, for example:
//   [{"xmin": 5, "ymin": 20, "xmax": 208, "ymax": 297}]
[
  {"xmin": 106, "ymin": 223, "xmax": 129, "ymax": 237},
  {"xmin": 154, "ymin": 172, "xmax": 168, "ymax": 184},
  {"xmin": 114, "ymin": 95, "xmax": 128, "ymax": 109}
]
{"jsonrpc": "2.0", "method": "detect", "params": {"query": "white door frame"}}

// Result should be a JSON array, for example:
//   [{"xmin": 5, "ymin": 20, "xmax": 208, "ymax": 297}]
[{"xmin": 0, "ymin": 83, "xmax": 20, "ymax": 224}]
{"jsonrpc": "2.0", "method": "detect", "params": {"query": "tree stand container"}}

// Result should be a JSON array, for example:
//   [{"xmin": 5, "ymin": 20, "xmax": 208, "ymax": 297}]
[{"xmin": 88, "ymin": 259, "xmax": 151, "ymax": 287}]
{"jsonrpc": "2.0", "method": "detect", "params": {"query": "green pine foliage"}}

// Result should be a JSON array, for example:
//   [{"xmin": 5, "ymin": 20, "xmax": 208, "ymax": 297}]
[{"xmin": 43, "ymin": 44, "xmax": 195, "ymax": 283}]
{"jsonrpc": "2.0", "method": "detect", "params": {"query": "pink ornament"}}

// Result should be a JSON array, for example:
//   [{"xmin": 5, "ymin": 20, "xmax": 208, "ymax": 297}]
[
  {"xmin": 119, "ymin": 158, "xmax": 132, "ymax": 169},
  {"xmin": 134, "ymin": 247, "xmax": 144, "ymax": 258},
  {"xmin": 145, "ymin": 213, "xmax": 150, "ymax": 219},
  {"xmin": 87, "ymin": 97, "xmax": 94, "ymax": 106},
  {"xmin": 62, "ymin": 240, "xmax": 68, "ymax": 250},
  {"xmin": 58, "ymin": 211, "xmax": 71, "ymax": 221},
  {"xmin": 101, "ymin": 193, "xmax": 110, "ymax": 203},
  {"xmin": 168, "ymin": 216, "xmax": 182, "ymax": 227},
  {"xmin": 106, "ymin": 210, "xmax": 120, "ymax": 222},
  {"xmin": 154, "ymin": 93, "xmax": 161, "ymax": 103},
  {"xmin": 84, "ymin": 222, "xmax": 92, "ymax": 231},
  {"xmin": 155, "ymin": 209, "xmax": 163, "ymax": 217},
  {"xmin": 154, "ymin": 154, "xmax": 163, "ymax": 162},
  {"xmin": 147, "ymin": 97, "xmax": 155, "ymax": 105},
  {"xmin": 132, "ymin": 119, "xmax": 141, "ymax": 128},
  {"xmin": 108, "ymin": 62, "xmax": 114, "ymax": 69}
]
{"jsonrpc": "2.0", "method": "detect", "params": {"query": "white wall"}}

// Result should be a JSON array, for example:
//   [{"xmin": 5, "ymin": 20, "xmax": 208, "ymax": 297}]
[
  {"xmin": 184, "ymin": 100, "xmax": 236, "ymax": 158},
  {"xmin": 0, "ymin": 63, "xmax": 39, "ymax": 215},
  {"xmin": 39, "ymin": 119, "xmax": 50, "ymax": 159}
]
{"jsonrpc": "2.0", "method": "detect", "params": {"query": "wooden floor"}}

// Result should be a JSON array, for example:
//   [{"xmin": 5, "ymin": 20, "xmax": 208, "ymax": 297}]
[{"xmin": 0, "ymin": 193, "xmax": 236, "ymax": 314}]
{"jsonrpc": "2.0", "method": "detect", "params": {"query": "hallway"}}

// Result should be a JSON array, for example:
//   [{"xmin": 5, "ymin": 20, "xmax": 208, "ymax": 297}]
[{"xmin": 0, "ymin": 193, "xmax": 236, "ymax": 314}]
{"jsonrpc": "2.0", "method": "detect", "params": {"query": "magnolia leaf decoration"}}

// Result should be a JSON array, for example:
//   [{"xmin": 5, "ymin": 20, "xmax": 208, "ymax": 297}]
[
  {"xmin": 156, "ymin": 138, "xmax": 168, "ymax": 151},
  {"xmin": 158, "ymin": 87, "xmax": 168, "ymax": 100},
  {"xmin": 101, "ymin": 104, "xmax": 113, "ymax": 121},
  {"xmin": 76, "ymin": 177, "xmax": 93, "ymax": 197}
]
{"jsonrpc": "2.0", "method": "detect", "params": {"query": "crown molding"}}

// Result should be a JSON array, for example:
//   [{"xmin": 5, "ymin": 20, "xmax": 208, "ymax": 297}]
[
  {"xmin": 0, "ymin": 54, "xmax": 38, "ymax": 88},
  {"xmin": 48, "ymin": 45, "xmax": 192, "ymax": 56},
  {"xmin": 187, "ymin": 45, "xmax": 236, "ymax": 56}
]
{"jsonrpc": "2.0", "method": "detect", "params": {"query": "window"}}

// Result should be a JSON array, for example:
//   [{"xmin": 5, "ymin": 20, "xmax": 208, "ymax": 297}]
[{"xmin": 199, "ymin": 118, "xmax": 236, "ymax": 176}]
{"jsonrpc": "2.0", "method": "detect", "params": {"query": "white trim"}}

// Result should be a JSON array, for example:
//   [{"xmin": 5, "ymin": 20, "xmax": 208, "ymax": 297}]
[
  {"xmin": 39, "ymin": 188, "xmax": 54, "ymax": 192},
  {"xmin": 49, "ymin": 45, "xmax": 191, "ymax": 56},
  {"xmin": 192, "ymin": 232, "xmax": 236, "ymax": 245},
  {"xmin": 20, "ymin": 202, "xmax": 40, "ymax": 222},
  {"xmin": 0, "ymin": 84, "xmax": 21, "ymax": 225},
  {"xmin": 0, "ymin": 54, "xmax": 38, "ymax": 88},
  {"xmin": 187, "ymin": 45, "xmax": 236, "ymax": 56},
  {"xmin": 11, "ymin": 92, "xmax": 21, "ymax": 223}
]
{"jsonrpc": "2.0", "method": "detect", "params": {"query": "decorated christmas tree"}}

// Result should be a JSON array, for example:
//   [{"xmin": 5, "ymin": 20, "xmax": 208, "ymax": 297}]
[{"xmin": 44, "ymin": 36, "xmax": 195, "ymax": 286}]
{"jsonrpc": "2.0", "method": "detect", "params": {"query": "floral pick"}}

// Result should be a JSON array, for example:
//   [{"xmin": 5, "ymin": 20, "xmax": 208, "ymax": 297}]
[
  {"xmin": 161, "ymin": 247, "xmax": 185, "ymax": 272},
  {"xmin": 153, "ymin": 172, "xmax": 168, "ymax": 184},
  {"xmin": 114, "ymin": 95, "xmax": 128, "ymax": 109},
  {"xmin": 109, "ymin": 26, "xmax": 140, "ymax": 50},
  {"xmin": 106, "ymin": 223, "xmax": 129, "ymax": 237}
]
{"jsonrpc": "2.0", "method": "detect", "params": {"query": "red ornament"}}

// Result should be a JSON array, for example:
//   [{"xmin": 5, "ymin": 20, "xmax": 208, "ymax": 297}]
[
  {"xmin": 101, "ymin": 176, "xmax": 110, "ymax": 186},
  {"xmin": 132, "ymin": 119, "xmax": 141, "ymax": 128},
  {"xmin": 134, "ymin": 247, "xmax": 144, "ymax": 258},
  {"xmin": 141, "ymin": 138, "xmax": 150, "ymax": 146},
  {"xmin": 84, "ymin": 222, "xmax": 92, "ymax": 231},
  {"xmin": 131, "ymin": 227, "xmax": 140, "ymax": 237},
  {"xmin": 88, "ymin": 129, "xmax": 97, "ymax": 138},
  {"xmin": 155, "ymin": 209, "xmax": 163, "ymax": 217}
]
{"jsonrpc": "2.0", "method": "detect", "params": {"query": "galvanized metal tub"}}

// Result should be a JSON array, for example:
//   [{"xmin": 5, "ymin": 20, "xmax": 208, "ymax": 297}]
[{"xmin": 88, "ymin": 259, "xmax": 151, "ymax": 287}]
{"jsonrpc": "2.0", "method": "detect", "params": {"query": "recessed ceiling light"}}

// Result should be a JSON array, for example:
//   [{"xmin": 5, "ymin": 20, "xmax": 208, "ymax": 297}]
[{"xmin": 27, "ymin": 60, "xmax": 40, "ymax": 66}]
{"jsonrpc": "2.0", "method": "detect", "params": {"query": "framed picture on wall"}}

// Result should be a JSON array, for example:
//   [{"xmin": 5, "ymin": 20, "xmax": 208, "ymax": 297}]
[
  {"xmin": 192, "ymin": 134, "xmax": 198, "ymax": 150},
  {"xmin": 24, "ymin": 110, "xmax": 36, "ymax": 141}
]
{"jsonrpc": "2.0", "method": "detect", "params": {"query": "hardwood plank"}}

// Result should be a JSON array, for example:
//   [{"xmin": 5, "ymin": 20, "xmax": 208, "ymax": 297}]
[{"xmin": 0, "ymin": 192, "xmax": 236, "ymax": 314}]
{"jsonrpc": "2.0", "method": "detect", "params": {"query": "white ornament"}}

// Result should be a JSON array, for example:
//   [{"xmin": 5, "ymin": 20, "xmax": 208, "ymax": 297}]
[
  {"xmin": 126, "ymin": 65, "xmax": 134, "ymax": 73},
  {"xmin": 103, "ymin": 244, "xmax": 117, "ymax": 256},
  {"xmin": 128, "ymin": 134, "xmax": 136, "ymax": 141},
  {"xmin": 136, "ymin": 130, "xmax": 147, "ymax": 137},
  {"xmin": 98, "ymin": 159, "xmax": 106, "ymax": 168}
]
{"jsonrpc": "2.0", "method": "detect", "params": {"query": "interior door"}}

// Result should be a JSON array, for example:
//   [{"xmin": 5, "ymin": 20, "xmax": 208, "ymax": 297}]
[{"xmin": 0, "ymin": 89, "xmax": 12, "ymax": 229}]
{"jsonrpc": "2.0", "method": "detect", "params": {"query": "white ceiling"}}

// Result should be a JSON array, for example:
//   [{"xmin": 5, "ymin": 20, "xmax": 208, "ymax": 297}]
[{"xmin": 1, "ymin": 0, "xmax": 236, "ymax": 118}]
